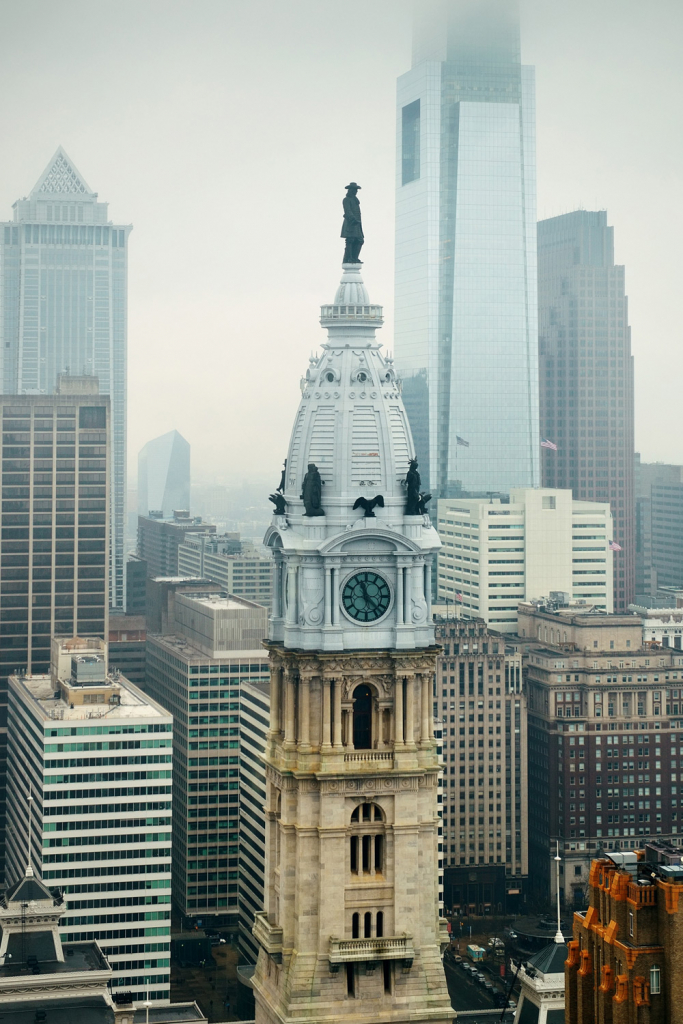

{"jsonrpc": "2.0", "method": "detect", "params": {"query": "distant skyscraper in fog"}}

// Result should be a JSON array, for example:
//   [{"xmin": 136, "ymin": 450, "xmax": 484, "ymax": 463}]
[
  {"xmin": 394, "ymin": 0, "xmax": 539, "ymax": 497},
  {"xmin": 537, "ymin": 211, "xmax": 635, "ymax": 612},
  {"xmin": 0, "ymin": 147, "xmax": 131, "ymax": 609},
  {"xmin": 138, "ymin": 429, "xmax": 190, "ymax": 517}
]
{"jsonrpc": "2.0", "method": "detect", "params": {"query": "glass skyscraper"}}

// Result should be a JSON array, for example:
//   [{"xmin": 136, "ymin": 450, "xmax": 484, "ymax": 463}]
[
  {"xmin": 394, "ymin": 0, "xmax": 539, "ymax": 496},
  {"xmin": 1, "ymin": 147, "xmax": 130, "ymax": 609},
  {"xmin": 537, "ymin": 211, "xmax": 635, "ymax": 612},
  {"xmin": 138, "ymin": 429, "xmax": 190, "ymax": 518}
]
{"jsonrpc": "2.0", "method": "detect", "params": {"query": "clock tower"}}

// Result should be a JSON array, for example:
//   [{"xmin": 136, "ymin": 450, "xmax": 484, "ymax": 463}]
[{"xmin": 252, "ymin": 259, "xmax": 453, "ymax": 1024}]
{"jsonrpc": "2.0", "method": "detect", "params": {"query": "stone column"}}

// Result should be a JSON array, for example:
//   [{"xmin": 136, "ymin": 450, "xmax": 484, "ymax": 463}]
[
  {"xmin": 324, "ymin": 568, "xmax": 332, "ymax": 626},
  {"xmin": 404, "ymin": 562, "xmax": 412, "ymax": 624},
  {"xmin": 299, "ymin": 678, "xmax": 310, "ymax": 749},
  {"xmin": 321, "ymin": 679, "xmax": 331, "ymax": 749},
  {"xmin": 396, "ymin": 566, "xmax": 404, "ymax": 625},
  {"xmin": 333, "ymin": 679, "xmax": 343, "ymax": 748},
  {"xmin": 286, "ymin": 565, "xmax": 297, "ymax": 625},
  {"xmin": 425, "ymin": 560, "xmax": 432, "ymax": 617},
  {"xmin": 284, "ymin": 671, "xmax": 296, "ymax": 745},
  {"xmin": 272, "ymin": 560, "xmax": 281, "ymax": 619},
  {"xmin": 405, "ymin": 676, "xmax": 415, "ymax": 746},
  {"xmin": 395, "ymin": 677, "xmax": 404, "ymax": 745},
  {"xmin": 270, "ymin": 666, "xmax": 281, "ymax": 735},
  {"xmin": 420, "ymin": 673, "xmax": 431, "ymax": 744}
]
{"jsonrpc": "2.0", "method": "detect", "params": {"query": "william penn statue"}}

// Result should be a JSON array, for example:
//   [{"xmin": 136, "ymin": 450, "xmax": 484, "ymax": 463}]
[{"xmin": 341, "ymin": 182, "xmax": 363, "ymax": 264}]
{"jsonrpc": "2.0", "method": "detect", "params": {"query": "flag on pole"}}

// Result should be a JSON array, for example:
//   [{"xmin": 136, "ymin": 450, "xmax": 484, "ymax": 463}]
[
  {"xmin": 609, "ymin": 540, "xmax": 622, "ymax": 551},
  {"xmin": 456, "ymin": 593, "xmax": 463, "ymax": 602},
  {"xmin": 541, "ymin": 438, "xmax": 558, "ymax": 451},
  {"xmin": 456, "ymin": 436, "xmax": 470, "ymax": 447}
]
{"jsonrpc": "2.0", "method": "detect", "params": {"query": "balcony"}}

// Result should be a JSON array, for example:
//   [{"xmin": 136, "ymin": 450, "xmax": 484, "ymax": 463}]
[
  {"xmin": 344, "ymin": 751, "xmax": 394, "ymax": 768},
  {"xmin": 328, "ymin": 934, "xmax": 415, "ymax": 966},
  {"xmin": 253, "ymin": 912, "xmax": 283, "ymax": 962}
]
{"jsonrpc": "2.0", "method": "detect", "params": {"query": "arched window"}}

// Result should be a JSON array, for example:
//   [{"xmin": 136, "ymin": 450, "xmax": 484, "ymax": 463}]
[
  {"xmin": 352, "ymin": 912, "xmax": 360, "ymax": 938},
  {"xmin": 364, "ymin": 912, "xmax": 372, "ymax": 937},
  {"xmin": 650, "ymin": 965, "xmax": 661, "ymax": 995},
  {"xmin": 376, "ymin": 911, "xmax": 384, "ymax": 937},
  {"xmin": 353, "ymin": 685, "xmax": 373, "ymax": 749},
  {"xmin": 349, "ymin": 803, "xmax": 385, "ymax": 876}
]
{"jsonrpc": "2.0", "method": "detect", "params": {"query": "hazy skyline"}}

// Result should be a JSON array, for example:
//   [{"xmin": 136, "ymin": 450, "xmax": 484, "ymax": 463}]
[{"xmin": 0, "ymin": 0, "xmax": 681, "ymax": 486}]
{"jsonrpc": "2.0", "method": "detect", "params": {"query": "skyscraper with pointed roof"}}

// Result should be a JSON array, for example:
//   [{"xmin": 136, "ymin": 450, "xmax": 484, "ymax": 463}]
[{"xmin": 1, "ymin": 146, "xmax": 131, "ymax": 610}]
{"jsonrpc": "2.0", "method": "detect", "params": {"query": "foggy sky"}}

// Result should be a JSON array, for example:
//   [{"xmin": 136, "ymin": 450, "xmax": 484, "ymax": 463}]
[{"xmin": 0, "ymin": 0, "xmax": 681, "ymax": 487}]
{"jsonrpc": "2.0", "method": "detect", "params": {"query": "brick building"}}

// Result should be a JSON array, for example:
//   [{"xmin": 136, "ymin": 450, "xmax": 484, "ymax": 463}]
[
  {"xmin": 522, "ymin": 602, "xmax": 683, "ymax": 906},
  {"xmin": 434, "ymin": 616, "xmax": 528, "ymax": 913},
  {"xmin": 566, "ymin": 844, "xmax": 683, "ymax": 1024}
]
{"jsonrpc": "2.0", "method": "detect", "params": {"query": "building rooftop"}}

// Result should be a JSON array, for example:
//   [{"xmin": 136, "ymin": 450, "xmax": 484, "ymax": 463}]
[
  {"xmin": 0, "ymin": 996, "xmax": 115, "ymax": 1024},
  {"xmin": 527, "ymin": 940, "xmax": 569, "ymax": 976},
  {"xmin": 131, "ymin": 1004, "xmax": 207, "ymax": 1023},
  {"xmin": 0, "ymin": 940, "xmax": 108, "ymax": 978},
  {"xmin": 16, "ymin": 673, "xmax": 170, "ymax": 722},
  {"xmin": 148, "ymin": 633, "xmax": 268, "ymax": 663},
  {"xmin": 185, "ymin": 594, "xmax": 263, "ymax": 612}
]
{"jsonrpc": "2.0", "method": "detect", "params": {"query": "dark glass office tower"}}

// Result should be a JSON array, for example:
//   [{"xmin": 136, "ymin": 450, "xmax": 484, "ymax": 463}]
[
  {"xmin": 537, "ymin": 211, "xmax": 635, "ymax": 612},
  {"xmin": 1, "ymin": 148, "xmax": 130, "ymax": 610},
  {"xmin": 0, "ymin": 377, "xmax": 109, "ymax": 878},
  {"xmin": 394, "ymin": 0, "xmax": 539, "ymax": 497}
]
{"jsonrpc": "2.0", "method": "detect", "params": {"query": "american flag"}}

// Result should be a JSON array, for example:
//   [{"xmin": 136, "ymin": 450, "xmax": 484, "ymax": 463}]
[
  {"xmin": 541, "ymin": 438, "xmax": 558, "ymax": 451},
  {"xmin": 609, "ymin": 540, "xmax": 622, "ymax": 551},
  {"xmin": 456, "ymin": 592, "xmax": 463, "ymax": 602},
  {"xmin": 456, "ymin": 436, "xmax": 470, "ymax": 448}
]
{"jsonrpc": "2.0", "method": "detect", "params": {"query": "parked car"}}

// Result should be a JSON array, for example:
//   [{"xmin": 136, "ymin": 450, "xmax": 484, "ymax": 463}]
[{"xmin": 476, "ymin": 972, "xmax": 486, "ymax": 984}]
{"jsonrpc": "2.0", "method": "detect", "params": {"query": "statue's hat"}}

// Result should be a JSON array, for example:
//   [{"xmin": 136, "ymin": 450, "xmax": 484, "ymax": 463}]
[{"xmin": 345, "ymin": 182, "xmax": 361, "ymax": 189}]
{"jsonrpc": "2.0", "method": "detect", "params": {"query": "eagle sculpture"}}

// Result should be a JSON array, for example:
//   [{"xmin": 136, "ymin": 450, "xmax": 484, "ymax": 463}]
[{"xmin": 352, "ymin": 495, "xmax": 385, "ymax": 518}]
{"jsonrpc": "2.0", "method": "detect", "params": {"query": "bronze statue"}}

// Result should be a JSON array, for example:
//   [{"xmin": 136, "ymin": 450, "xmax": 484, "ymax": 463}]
[
  {"xmin": 404, "ymin": 459, "xmax": 422, "ymax": 515},
  {"xmin": 301, "ymin": 463, "xmax": 325, "ymax": 517},
  {"xmin": 269, "ymin": 492, "xmax": 287, "ymax": 515},
  {"xmin": 276, "ymin": 459, "xmax": 287, "ymax": 494},
  {"xmin": 341, "ymin": 182, "xmax": 364, "ymax": 264},
  {"xmin": 352, "ymin": 494, "xmax": 384, "ymax": 518}
]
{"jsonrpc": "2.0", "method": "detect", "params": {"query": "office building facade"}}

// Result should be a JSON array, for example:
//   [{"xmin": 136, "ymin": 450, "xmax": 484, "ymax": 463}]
[
  {"xmin": 178, "ymin": 533, "xmax": 273, "ymax": 608},
  {"xmin": 394, "ymin": 0, "xmax": 539, "ymax": 497},
  {"xmin": 538, "ymin": 210, "xmax": 635, "ymax": 613},
  {"xmin": 138, "ymin": 512, "xmax": 215, "ymax": 578},
  {"xmin": 437, "ymin": 488, "xmax": 613, "ymax": 631},
  {"xmin": 138, "ymin": 430, "xmax": 190, "ymax": 518},
  {"xmin": 435, "ymin": 617, "xmax": 528, "ymax": 914},
  {"xmin": 0, "ymin": 384, "xmax": 109, "ymax": 881},
  {"xmin": 145, "ymin": 592, "xmax": 269, "ymax": 928},
  {"xmin": 0, "ymin": 147, "xmax": 130, "ymax": 609},
  {"xmin": 6, "ymin": 636, "xmax": 173, "ymax": 1004},
  {"xmin": 522, "ymin": 603, "xmax": 683, "ymax": 906},
  {"xmin": 237, "ymin": 678, "xmax": 270, "ymax": 963},
  {"xmin": 635, "ymin": 457, "xmax": 683, "ymax": 602}
]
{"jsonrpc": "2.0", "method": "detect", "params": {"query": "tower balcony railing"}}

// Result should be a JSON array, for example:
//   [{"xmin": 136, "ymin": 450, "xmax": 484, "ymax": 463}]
[
  {"xmin": 328, "ymin": 934, "xmax": 415, "ymax": 965},
  {"xmin": 343, "ymin": 751, "xmax": 394, "ymax": 767},
  {"xmin": 253, "ymin": 911, "xmax": 283, "ymax": 962},
  {"xmin": 320, "ymin": 304, "xmax": 384, "ymax": 324}
]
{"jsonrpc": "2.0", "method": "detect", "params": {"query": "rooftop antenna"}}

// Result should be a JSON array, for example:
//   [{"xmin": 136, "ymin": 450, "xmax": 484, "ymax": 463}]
[
  {"xmin": 554, "ymin": 840, "xmax": 563, "ymax": 944},
  {"xmin": 26, "ymin": 783, "xmax": 34, "ymax": 877}
]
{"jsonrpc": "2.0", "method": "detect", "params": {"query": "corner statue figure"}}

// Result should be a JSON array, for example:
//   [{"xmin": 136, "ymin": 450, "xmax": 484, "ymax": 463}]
[
  {"xmin": 301, "ymin": 463, "xmax": 325, "ymax": 517},
  {"xmin": 404, "ymin": 458, "xmax": 422, "ymax": 515},
  {"xmin": 341, "ymin": 182, "xmax": 363, "ymax": 264}
]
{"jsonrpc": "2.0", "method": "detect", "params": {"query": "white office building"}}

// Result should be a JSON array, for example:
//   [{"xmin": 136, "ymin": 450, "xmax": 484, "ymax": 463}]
[
  {"xmin": 437, "ymin": 489, "xmax": 614, "ymax": 630},
  {"xmin": 178, "ymin": 533, "xmax": 273, "ymax": 608},
  {"xmin": 6, "ymin": 636, "xmax": 173, "ymax": 1005},
  {"xmin": 0, "ymin": 147, "xmax": 131, "ymax": 609}
]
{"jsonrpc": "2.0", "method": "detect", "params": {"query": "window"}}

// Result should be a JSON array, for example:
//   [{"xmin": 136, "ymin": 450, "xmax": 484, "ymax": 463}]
[
  {"xmin": 650, "ymin": 964, "xmax": 661, "ymax": 995},
  {"xmin": 79, "ymin": 406, "xmax": 106, "ymax": 429},
  {"xmin": 350, "ymin": 803, "xmax": 385, "ymax": 876},
  {"xmin": 542, "ymin": 495, "xmax": 556, "ymax": 510},
  {"xmin": 402, "ymin": 100, "xmax": 420, "ymax": 185},
  {"xmin": 629, "ymin": 910, "xmax": 634, "ymax": 937},
  {"xmin": 352, "ymin": 685, "xmax": 372, "ymax": 749}
]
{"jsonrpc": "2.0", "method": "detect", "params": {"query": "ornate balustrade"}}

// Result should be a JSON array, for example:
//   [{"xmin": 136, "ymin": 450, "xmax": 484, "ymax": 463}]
[{"xmin": 328, "ymin": 933, "xmax": 414, "ymax": 965}]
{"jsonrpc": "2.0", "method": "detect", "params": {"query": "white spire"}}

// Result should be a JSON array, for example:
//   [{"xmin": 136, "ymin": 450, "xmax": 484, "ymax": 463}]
[
  {"xmin": 30, "ymin": 145, "xmax": 95, "ymax": 197},
  {"xmin": 554, "ymin": 840, "xmax": 563, "ymax": 943}
]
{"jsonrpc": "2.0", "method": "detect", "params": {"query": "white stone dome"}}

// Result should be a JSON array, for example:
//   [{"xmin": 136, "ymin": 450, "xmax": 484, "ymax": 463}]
[
  {"xmin": 283, "ymin": 264, "xmax": 413, "ymax": 522},
  {"xmin": 265, "ymin": 263, "xmax": 439, "ymax": 653}
]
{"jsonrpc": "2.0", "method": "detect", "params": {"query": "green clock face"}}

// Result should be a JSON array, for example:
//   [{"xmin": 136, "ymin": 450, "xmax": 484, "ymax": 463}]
[{"xmin": 342, "ymin": 571, "xmax": 391, "ymax": 623}]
